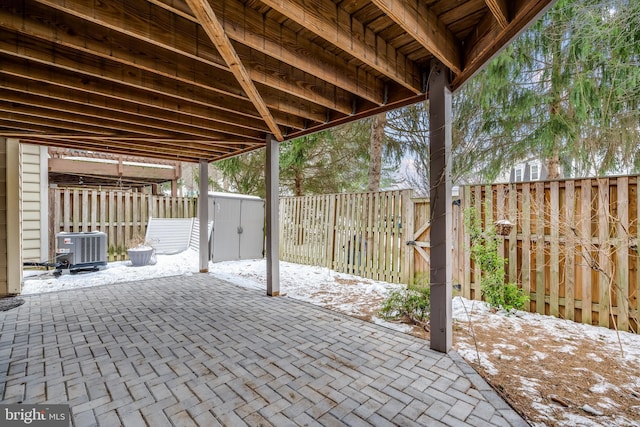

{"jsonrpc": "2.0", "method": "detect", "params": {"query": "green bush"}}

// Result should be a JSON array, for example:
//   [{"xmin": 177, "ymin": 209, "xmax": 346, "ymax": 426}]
[
  {"xmin": 379, "ymin": 274, "xmax": 430, "ymax": 325},
  {"xmin": 464, "ymin": 207, "xmax": 529, "ymax": 311}
]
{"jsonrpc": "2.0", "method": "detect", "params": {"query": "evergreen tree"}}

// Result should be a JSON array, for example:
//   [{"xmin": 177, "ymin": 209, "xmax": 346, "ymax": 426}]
[
  {"xmin": 367, "ymin": 113, "xmax": 386, "ymax": 192},
  {"xmin": 391, "ymin": 0, "xmax": 640, "ymax": 185},
  {"xmin": 213, "ymin": 150, "xmax": 266, "ymax": 196},
  {"xmin": 455, "ymin": 0, "xmax": 640, "ymax": 180},
  {"xmin": 212, "ymin": 122, "xmax": 375, "ymax": 197}
]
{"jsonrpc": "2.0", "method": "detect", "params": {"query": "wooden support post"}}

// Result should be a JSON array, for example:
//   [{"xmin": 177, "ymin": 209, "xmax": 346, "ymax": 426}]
[
  {"xmin": 198, "ymin": 159, "xmax": 209, "ymax": 273},
  {"xmin": 266, "ymin": 134, "xmax": 280, "ymax": 296},
  {"xmin": 428, "ymin": 61, "xmax": 452, "ymax": 353},
  {"xmin": 171, "ymin": 179, "xmax": 178, "ymax": 197}
]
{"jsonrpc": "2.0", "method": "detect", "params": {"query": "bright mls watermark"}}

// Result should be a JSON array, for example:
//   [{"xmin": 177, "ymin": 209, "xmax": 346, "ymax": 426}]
[{"xmin": 0, "ymin": 405, "xmax": 69, "ymax": 426}]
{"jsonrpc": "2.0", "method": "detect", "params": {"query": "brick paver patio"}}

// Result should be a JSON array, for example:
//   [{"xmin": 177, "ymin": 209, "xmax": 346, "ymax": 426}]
[{"xmin": 0, "ymin": 275, "xmax": 527, "ymax": 426}]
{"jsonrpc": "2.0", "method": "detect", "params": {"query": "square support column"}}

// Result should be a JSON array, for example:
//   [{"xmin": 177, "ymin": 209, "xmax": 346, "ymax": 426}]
[
  {"xmin": 429, "ymin": 61, "xmax": 453, "ymax": 353},
  {"xmin": 198, "ymin": 159, "xmax": 209, "ymax": 273},
  {"xmin": 265, "ymin": 134, "xmax": 280, "ymax": 296},
  {"xmin": 1, "ymin": 138, "xmax": 22, "ymax": 296}
]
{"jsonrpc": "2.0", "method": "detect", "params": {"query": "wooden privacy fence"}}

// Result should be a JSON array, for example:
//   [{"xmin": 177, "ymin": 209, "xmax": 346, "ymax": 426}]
[
  {"xmin": 279, "ymin": 191, "xmax": 464, "ymax": 285},
  {"xmin": 279, "ymin": 190, "xmax": 415, "ymax": 284},
  {"xmin": 459, "ymin": 177, "xmax": 639, "ymax": 333},
  {"xmin": 50, "ymin": 188, "xmax": 197, "ymax": 261}
]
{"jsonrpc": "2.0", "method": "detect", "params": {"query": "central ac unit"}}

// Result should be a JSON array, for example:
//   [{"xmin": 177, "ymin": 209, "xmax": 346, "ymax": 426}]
[{"xmin": 55, "ymin": 231, "xmax": 108, "ymax": 275}]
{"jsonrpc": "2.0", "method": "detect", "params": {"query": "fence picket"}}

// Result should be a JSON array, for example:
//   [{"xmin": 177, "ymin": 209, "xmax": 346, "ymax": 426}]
[
  {"xmin": 636, "ymin": 179, "xmax": 640, "ymax": 332},
  {"xmin": 63, "ymin": 189, "xmax": 71, "ymax": 232},
  {"xmin": 471, "ymin": 186, "xmax": 482, "ymax": 299},
  {"xmin": 90, "ymin": 190, "xmax": 98, "ymax": 231},
  {"xmin": 564, "ymin": 180, "xmax": 576, "ymax": 321},
  {"xmin": 73, "ymin": 189, "xmax": 80, "ymax": 231},
  {"xmin": 550, "ymin": 181, "xmax": 560, "ymax": 317},
  {"xmin": 535, "ymin": 181, "xmax": 546, "ymax": 315},
  {"xmin": 521, "ymin": 183, "xmax": 532, "ymax": 311},
  {"xmin": 496, "ymin": 184, "xmax": 506, "ymax": 260},
  {"xmin": 617, "ymin": 178, "xmax": 629, "ymax": 331},
  {"xmin": 581, "ymin": 179, "xmax": 593, "ymax": 325},
  {"xmin": 598, "ymin": 179, "xmax": 611, "ymax": 327},
  {"xmin": 81, "ymin": 189, "xmax": 89, "ymax": 232},
  {"xmin": 508, "ymin": 184, "xmax": 518, "ymax": 283}
]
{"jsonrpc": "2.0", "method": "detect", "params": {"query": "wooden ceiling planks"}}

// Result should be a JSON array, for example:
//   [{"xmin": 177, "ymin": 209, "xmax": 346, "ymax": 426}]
[{"xmin": 0, "ymin": 0, "xmax": 557, "ymax": 163}]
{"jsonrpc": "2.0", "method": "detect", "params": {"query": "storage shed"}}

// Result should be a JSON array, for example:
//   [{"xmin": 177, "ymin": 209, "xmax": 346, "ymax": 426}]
[{"xmin": 208, "ymin": 192, "xmax": 264, "ymax": 262}]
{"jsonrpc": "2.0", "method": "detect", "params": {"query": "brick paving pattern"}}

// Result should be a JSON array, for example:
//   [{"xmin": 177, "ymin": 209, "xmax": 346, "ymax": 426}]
[{"xmin": 0, "ymin": 275, "xmax": 527, "ymax": 426}]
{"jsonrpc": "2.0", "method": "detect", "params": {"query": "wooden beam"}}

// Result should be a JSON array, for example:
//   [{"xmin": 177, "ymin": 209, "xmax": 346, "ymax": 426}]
[
  {"xmin": 186, "ymin": 0, "xmax": 284, "ymax": 140},
  {"xmin": 0, "ymin": 87, "xmax": 264, "ymax": 142},
  {"xmin": 30, "ymin": 135, "xmax": 248, "ymax": 155},
  {"xmin": 22, "ymin": 136, "xmax": 258, "ymax": 163},
  {"xmin": 428, "ymin": 60, "xmax": 453, "ymax": 353},
  {"xmin": 50, "ymin": 136, "xmax": 261, "ymax": 148},
  {"xmin": 0, "ymin": 2, "xmax": 355, "ymax": 115},
  {"xmin": 485, "ymin": 0, "xmax": 510, "ymax": 29},
  {"xmin": 0, "ymin": 58, "xmax": 279, "ymax": 133},
  {"xmin": 148, "ymin": 0, "xmax": 387, "ymax": 105},
  {"xmin": 22, "ymin": 138, "xmax": 213, "ymax": 162},
  {"xmin": 370, "ymin": 0, "xmax": 462, "ymax": 75},
  {"xmin": 0, "ymin": 120, "xmax": 108, "ymax": 137},
  {"xmin": 0, "ymin": 108, "xmax": 149, "ymax": 137},
  {"xmin": 0, "ymin": 96, "xmax": 245, "ymax": 142},
  {"xmin": 259, "ymin": 0, "xmax": 422, "ymax": 93},
  {"xmin": 454, "ymin": 0, "xmax": 556, "ymax": 90},
  {"xmin": 48, "ymin": 147, "xmax": 185, "ymax": 167},
  {"xmin": 48, "ymin": 157, "xmax": 178, "ymax": 181}
]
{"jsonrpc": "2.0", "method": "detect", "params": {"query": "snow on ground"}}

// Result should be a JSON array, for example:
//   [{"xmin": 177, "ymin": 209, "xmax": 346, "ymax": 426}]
[
  {"xmin": 452, "ymin": 297, "xmax": 640, "ymax": 427},
  {"xmin": 22, "ymin": 249, "xmax": 201, "ymax": 294},
  {"xmin": 22, "ymin": 249, "xmax": 404, "ymax": 319},
  {"xmin": 21, "ymin": 252, "xmax": 640, "ymax": 427},
  {"xmin": 452, "ymin": 296, "xmax": 640, "ymax": 363}
]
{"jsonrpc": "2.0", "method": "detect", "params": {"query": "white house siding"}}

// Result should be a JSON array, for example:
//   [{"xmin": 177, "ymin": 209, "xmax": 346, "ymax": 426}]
[
  {"xmin": 1, "ymin": 138, "xmax": 23, "ymax": 296},
  {"xmin": 21, "ymin": 144, "xmax": 48, "ymax": 263}
]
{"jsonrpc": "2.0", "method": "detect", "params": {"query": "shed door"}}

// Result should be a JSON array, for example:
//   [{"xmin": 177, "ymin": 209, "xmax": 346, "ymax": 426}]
[
  {"xmin": 211, "ymin": 198, "xmax": 242, "ymax": 262},
  {"xmin": 239, "ymin": 200, "xmax": 264, "ymax": 259}
]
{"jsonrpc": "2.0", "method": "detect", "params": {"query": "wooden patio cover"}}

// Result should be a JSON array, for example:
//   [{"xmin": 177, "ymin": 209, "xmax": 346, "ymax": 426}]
[{"xmin": 1, "ymin": 0, "xmax": 556, "ymax": 163}]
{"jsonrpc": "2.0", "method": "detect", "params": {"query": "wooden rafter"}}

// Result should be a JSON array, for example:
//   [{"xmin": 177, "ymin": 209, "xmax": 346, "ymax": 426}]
[
  {"xmin": 0, "ymin": 93, "xmax": 250, "ymax": 142},
  {"xmin": 185, "ymin": 0, "xmax": 284, "ymax": 141},
  {"xmin": 370, "ymin": 0, "xmax": 462, "ymax": 75},
  {"xmin": 0, "ymin": 33, "xmax": 323, "ymax": 128},
  {"xmin": 485, "ymin": 0, "xmax": 510, "ymax": 29},
  {"xmin": 0, "ymin": 0, "xmax": 558, "ymax": 163},
  {"xmin": 0, "ymin": 87, "xmax": 264, "ymax": 142},
  {"xmin": 148, "ymin": 0, "xmax": 388, "ymax": 106},
  {"xmin": 457, "ymin": 0, "xmax": 555, "ymax": 88},
  {"xmin": 0, "ymin": 58, "xmax": 287, "ymax": 133},
  {"xmin": 259, "ymin": 0, "xmax": 423, "ymax": 94},
  {"xmin": 10, "ymin": 1, "xmax": 333, "ymax": 125}
]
